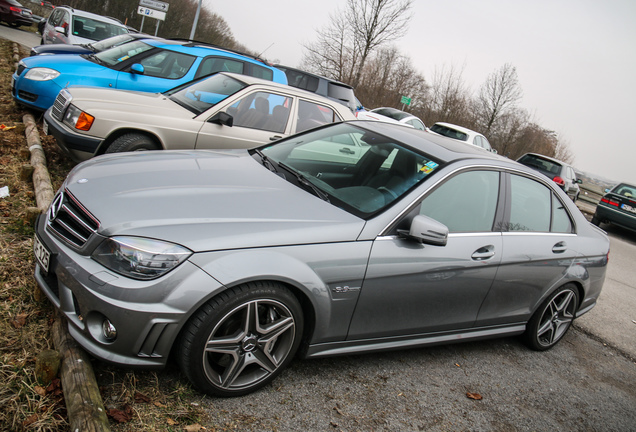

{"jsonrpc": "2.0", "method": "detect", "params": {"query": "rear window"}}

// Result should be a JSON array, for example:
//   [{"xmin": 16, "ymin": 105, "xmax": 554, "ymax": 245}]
[
  {"xmin": 284, "ymin": 69, "xmax": 319, "ymax": 92},
  {"xmin": 431, "ymin": 124, "xmax": 468, "ymax": 141},
  {"xmin": 518, "ymin": 154, "xmax": 563, "ymax": 175}
]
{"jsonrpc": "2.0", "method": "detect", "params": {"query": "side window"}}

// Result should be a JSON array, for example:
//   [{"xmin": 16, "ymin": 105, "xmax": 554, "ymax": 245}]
[
  {"xmin": 419, "ymin": 170, "xmax": 500, "ymax": 232},
  {"xmin": 509, "ymin": 175, "xmax": 551, "ymax": 232},
  {"xmin": 473, "ymin": 136, "xmax": 483, "ymax": 148},
  {"xmin": 552, "ymin": 193, "xmax": 573, "ymax": 233},
  {"xmin": 229, "ymin": 91, "xmax": 292, "ymax": 133},
  {"xmin": 407, "ymin": 119, "xmax": 426, "ymax": 130},
  {"xmin": 296, "ymin": 100, "xmax": 340, "ymax": 133},
  {"xmin": 139, "ymin": 52, "xmax": 195, "ymax": 79},
  {"xmin": 249, "ymin": 64, "xmax": 274, "ymax": 81},
  {"xmin": 49, "ymin": 9, "xmax": 62, "ymax": 26},
  {"xmin": 195, "ymin": 57, "xmax": 244, "ymax": 79}
]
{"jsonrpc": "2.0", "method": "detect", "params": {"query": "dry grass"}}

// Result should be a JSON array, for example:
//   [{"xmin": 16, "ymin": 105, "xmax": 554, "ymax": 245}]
[
  {"xmin": 0, "ymin": 41, "xmax": 71, "ymax": 431},
  {"xmin": 0, "ymin": 40, "xmax": 210, "ymax": 431}
]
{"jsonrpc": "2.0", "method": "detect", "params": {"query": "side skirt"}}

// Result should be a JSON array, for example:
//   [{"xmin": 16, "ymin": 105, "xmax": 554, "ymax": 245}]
[{"xmin": 303, "ymin": 324, "xmax": 527, "ymax": 358}]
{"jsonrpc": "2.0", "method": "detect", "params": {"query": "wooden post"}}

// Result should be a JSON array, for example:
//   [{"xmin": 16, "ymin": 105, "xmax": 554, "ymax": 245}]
[
  {"xmin": 23, "ymin": 114, "xmax": 55, "ymax": 212},
  {"xmin": 52, "ymin": 317, "xmax": 111, "ymax": 432}
]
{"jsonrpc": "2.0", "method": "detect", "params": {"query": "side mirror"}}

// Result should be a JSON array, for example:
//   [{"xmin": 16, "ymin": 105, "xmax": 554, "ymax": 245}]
[
  {"xmin": 130, "ymin": 63, "xmax": 145, "ymax": 75},
  {"xmin": 491, "ymin": 149, "xmax": 498, "ymax": 154},
  {"xmin": 398, "ymin": 214, "xmax": 449, "ymax": 246},
  {"xmin": 54, "ymin": 25, "xmax": 67, "ymax": 36},
  {"xmin": 208, "ymin": 112, "xmax": 234, "ymax": 127}
]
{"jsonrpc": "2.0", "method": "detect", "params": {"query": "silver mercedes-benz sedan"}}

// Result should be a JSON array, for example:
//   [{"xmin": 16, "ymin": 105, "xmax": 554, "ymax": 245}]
[{"xmin": 33, "ymin": 121, "xmax": 610, "ymax": 397}]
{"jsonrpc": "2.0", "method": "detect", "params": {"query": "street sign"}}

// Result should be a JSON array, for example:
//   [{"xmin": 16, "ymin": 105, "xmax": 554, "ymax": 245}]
[
  {"xmin": 137, "ymin": 6, "xmax": 166, "ymax": 21},
  {"xmin": 400, "ymin": 95, "xmax": 412, "ymax": 106},
  {"xmin": 139, "ymin": 0, "xmax": 169, "ymax": 11}
]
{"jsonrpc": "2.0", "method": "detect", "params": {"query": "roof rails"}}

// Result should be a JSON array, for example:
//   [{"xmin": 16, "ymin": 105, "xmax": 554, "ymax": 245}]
[{"xmin": 168, "ymin": 38, "xmax": 272, "ymax": 65}]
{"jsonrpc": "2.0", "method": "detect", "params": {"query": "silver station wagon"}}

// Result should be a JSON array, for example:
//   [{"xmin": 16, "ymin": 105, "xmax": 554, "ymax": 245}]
[{"xmin": 33, "ymin": 121, "xmax": 610, "ymax": 397}]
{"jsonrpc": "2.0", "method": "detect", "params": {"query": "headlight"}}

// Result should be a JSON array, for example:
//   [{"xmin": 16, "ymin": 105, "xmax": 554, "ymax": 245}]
[
  {"xmin": 63, "ymin": 104, "xmax": 94, "ymax": 131},
  {"xmin": 24, "ymin": 67, "xmax": 60, "ymax": 81},
  {"xmin": 92, "ymin": 236, "xmax": 192, "ymax": 280}
]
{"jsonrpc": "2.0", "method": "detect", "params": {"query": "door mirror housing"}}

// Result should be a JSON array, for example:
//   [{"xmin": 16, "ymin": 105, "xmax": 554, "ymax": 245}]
[
  {"xmin": 398, "ymin": 214, "xmax": 449, "ymax": 246},
  {"xmin": 54, "ymin": 26, "xmax": 67, "ymax": 36},
  {"xmin": 209, "ymin": 112, "xmax": 234, "ymax": 127},
  {"xmin": 130, "ymin": 63, "xmax": 145, "ymax": 75}
]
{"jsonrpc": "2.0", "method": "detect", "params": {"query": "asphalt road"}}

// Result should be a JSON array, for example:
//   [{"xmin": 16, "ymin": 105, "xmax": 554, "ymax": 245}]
[{"xmin": 3, "ymin": 26, "xmax": 635, "ymax": 431}]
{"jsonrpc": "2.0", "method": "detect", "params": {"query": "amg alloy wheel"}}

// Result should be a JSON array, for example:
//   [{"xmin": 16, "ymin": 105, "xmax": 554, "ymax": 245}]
[
  {"xmin": 177, "ymin": 282, "xmax": 303, "ymax": 397},
  {"xmin": 523, "ymin": 284, "xmax": 579, "ymax": 351}
]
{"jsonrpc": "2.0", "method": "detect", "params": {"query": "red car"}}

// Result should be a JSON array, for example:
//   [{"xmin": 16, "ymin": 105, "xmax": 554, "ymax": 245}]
[{"xmin": 0, "ymin": 0, "xmax": 33, "ymax": 27}]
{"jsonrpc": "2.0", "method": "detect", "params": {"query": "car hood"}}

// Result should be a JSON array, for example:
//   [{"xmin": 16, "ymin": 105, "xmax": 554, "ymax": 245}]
[
  {"xmin": 66, "ymin": 86, "xmax": 189, "ymax": 119},
  {"xmin": 63, "ymin": 150, "xmax": 365, "ymax": 252},
  {"xmin": 22, "ymin": 53, "xmax": 98, "ymax": 72}
]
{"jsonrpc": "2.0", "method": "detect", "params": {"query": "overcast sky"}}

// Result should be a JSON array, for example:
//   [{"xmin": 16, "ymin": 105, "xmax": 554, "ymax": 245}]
[{"xmin": 208, "ymin": 0, "xmax": 636, "ymax": 185}]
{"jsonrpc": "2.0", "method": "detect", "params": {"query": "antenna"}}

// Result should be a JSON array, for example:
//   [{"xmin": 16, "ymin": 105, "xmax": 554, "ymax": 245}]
[{"xmin": 258, "ymin": 43, "xmax": 275, "ymax": 58}]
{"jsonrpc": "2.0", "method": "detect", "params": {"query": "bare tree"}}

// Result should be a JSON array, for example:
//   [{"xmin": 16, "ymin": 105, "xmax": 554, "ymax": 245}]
[
  {"xmin": 419, "ymin": 63, "xmax": 471, "ymax": 126},
  {"xmin": 302, "ymin": 0, "xmax": 412, "ymax": 87},
  {"xmin": 476, "ymin": 63, "xmax": 523, "ymax": 135},
  {"xmin": 356, "ymin": 46, "xmax": 427, "ymax": 109}
]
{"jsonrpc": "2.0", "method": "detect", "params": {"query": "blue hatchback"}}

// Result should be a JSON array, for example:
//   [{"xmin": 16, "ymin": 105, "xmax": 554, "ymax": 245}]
[{"xmin": 12, "ymin": 39, "xmax": 287, "ymax": 111}]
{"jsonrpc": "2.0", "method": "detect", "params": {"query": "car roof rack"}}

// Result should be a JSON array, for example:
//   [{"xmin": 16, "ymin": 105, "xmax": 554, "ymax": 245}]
[{"xmin": 168, "ymin": 38, "xmax": 272, "ymax": 65}]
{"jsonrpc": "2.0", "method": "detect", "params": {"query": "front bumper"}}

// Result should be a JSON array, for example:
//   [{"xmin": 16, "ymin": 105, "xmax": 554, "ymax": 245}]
[
  {"xmin": 44, "ymin": 109, "xmax": 102, "ymax": 162},
  {"xmin": 12, "ymin": 72, "xmax": 61, "ymax": 111},
  {"xmin": 33, "ymin": 214, "xmax": 225, "ymax": 368}
]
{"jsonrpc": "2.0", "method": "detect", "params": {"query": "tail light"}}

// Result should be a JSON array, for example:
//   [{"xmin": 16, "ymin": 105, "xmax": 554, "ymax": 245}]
[
  {"xmin": 601, "ymin": 197, "xmax": 619, "ymax": 207},
  {"xmin": 552, "ymin": 176, "xmax": 565, "ymax": 187},
  {"xmin": 10, "ymin": 6, "xmax": 21, "ymax": 12}
]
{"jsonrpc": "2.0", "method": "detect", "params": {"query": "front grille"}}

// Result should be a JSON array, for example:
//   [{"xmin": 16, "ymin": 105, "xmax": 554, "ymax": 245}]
[
  {"xmin": 51, "ymin": 89, "xmax": 72, "ymax": 121},
  {"xmin": 47, "ymin": 189, "xmax": 99, "ymax": 248},
  {"xmin": 17, "ymin": 90, "xmax": 37, "ymax": 102}
]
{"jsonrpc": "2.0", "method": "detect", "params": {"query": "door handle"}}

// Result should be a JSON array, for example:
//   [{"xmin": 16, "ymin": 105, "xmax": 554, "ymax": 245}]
[
  {"xmin": 552, "ymin": 241, "xmax": 567, "ymax": 254},
  {"xmin": 339, "ymin": 147, "xmax": 355, "ymax": 154},
  {"xmin": 269, "ymin": 135, "xmax": 283, "ymax": 141},
  {"xmin": 471, "ymin": 245, "xmax": 495, "ymax": 261}
]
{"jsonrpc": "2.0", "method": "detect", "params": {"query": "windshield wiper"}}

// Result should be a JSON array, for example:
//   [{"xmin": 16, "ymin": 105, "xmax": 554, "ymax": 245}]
[
  {"xmin": 86, "ymin": 53, "xmax": 105, "ymax": 65},
  {"xmin": 253, "ymin": 148, "xmax": 279, "ymax": 173},
  {"xmin": 277, "ymin": 161, "xmax": 330, "ymax": 203}
]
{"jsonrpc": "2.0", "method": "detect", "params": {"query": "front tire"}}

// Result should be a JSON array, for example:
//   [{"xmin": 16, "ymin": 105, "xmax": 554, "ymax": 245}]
[
  {"xmin": 177, "ymin": 282, "xmax": 303, "ymax": 397},
  {"xmin": 523, "ymin": 284, "xmax": 579, "ymax": 351},
  {"xmin": 105, "ymin": 133, "xmax": 160, "ymax": 153}
]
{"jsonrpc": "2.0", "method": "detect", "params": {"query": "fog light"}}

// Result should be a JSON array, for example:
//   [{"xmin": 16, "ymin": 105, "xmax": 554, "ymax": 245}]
[{"xmin": 102, "ymin": 319, "xmax": 117, "ymax": 341}]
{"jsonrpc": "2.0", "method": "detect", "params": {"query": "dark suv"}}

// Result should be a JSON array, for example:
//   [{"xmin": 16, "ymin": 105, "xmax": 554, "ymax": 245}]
[
  {"xmin": 275, "ymin": 65, "xmax": 360, "ymax": 113},
  {"xmin": 517, "ymin": 153, "xmax": 581, "ymax": 201}
]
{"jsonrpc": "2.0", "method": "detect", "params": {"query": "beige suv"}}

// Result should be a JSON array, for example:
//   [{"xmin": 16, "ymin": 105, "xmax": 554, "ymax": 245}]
[{"xmin": 42, "ymin": 72, "xmax": 357, "ymax": 162}]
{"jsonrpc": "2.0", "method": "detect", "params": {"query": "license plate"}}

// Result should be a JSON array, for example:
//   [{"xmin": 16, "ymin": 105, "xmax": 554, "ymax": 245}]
[
  {"xmin": 33, "ymin": 235, "xmax": 51, "ymax": 274},
  {"xmin": 43, "ymin": 119, "xmax": 48, "ymax": 135},
  {"xmin": 621, "ymin": 203, "xmax": 636, "ymax": 214}
]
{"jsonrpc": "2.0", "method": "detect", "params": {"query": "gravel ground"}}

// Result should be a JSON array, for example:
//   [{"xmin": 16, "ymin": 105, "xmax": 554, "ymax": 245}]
[{"xmin": 189, "ymin": 329, "xmax": 635, "ymax": 431}]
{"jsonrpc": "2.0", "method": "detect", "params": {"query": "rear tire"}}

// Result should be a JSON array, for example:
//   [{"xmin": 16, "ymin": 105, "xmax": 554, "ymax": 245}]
[
  {"xmin": 523, "ymin": 284, "xmax": 578, "ymax": 351},
  {"xmin": 177, "ymin": 282, "xmax": 303, "ymax": 397},
  {"xmin": 105, "ymin": 133, "xmax": 160, "ymax": 154}
]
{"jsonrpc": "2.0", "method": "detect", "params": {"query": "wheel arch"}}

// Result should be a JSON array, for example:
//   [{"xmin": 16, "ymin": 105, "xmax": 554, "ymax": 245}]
[{"xmin": 97, "ymin": 128, "xmax": 164, "ymax": 155}]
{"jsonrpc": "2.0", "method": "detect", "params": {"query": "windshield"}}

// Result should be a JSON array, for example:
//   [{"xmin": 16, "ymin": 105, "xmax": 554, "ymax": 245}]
[
  {"xmin": 257, "ymin": 123, "xmax": 440, "ymax": 218},
  {"xmin": 165, "ymin": 74, "xmax": 248, "ymax": 115},
  {"xmin": 72, "ymin": 16, "xmax": 128, "ymax": 42},
  {"xmin": 89, "ymin": 34, "xmax": 135, "ymax": 52},
  {"xmin": 92, "ymin": 40, "xmax": 153, "ymax": 67}
]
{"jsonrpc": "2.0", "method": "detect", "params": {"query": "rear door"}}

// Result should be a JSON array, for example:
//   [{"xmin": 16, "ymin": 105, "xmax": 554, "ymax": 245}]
[{"xmin": 475, "ymin": 173, "xmax": 579, "ymax": 326}]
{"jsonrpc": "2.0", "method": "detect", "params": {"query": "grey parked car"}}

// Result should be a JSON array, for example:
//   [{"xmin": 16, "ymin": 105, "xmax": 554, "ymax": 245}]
[{"xmin": 34, "ymin": 121, "xmax": 609, "ymax": 397}]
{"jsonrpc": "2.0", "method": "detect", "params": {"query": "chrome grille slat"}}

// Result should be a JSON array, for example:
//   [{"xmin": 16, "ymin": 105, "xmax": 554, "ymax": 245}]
[
  {"xmin": 51, "ymin": 90, "xmax": 72, "ymax": 121},
  {"xmin": 47, "ymin": 189, "xmax": 99, "ymax": 249}
]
